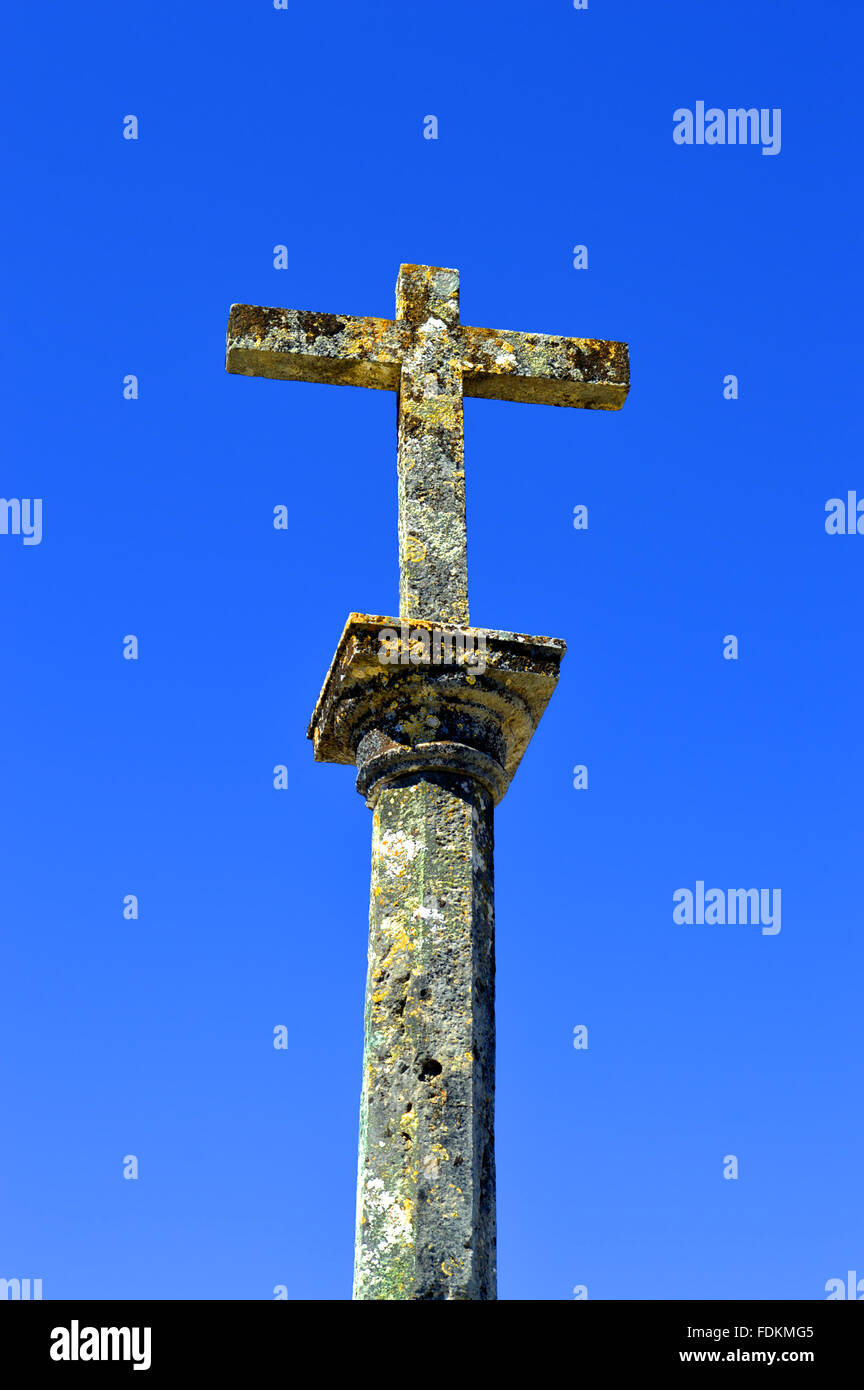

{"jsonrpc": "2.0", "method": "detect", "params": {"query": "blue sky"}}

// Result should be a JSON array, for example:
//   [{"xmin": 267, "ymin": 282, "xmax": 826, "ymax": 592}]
[{"xmin": 2, "ymin": 0, "xmax": 862, "ymax": 1300}]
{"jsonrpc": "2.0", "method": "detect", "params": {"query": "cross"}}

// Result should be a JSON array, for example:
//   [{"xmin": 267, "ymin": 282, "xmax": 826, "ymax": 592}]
[
  {"xmin": 225, "ymin": 266, "xmax": 628, "ymax": 1301},
  {"xmin": 226, "ymin": 263, "xmax": 628, "ymax": 625}
]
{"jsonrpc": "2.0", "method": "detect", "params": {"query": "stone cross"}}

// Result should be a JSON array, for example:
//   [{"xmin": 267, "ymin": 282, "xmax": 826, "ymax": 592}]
[{"xmin": 225, "ymin": 265, "xmax": 629, "ymax": 1300}]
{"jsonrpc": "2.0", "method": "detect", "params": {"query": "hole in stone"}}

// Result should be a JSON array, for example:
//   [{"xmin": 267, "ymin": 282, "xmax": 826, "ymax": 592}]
[
  {"xmin": 418, "ymin": 987, "xmax": 431, "ymax": 1000},
  {"xmin": 417, "ymin": 1056, "xmax": 443, "ymax": 1080}
]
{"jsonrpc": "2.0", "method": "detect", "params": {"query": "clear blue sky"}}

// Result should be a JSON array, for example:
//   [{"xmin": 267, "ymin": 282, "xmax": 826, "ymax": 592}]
[{"xmin": 2, "ymin": 0, "xmax": 862, "ymax": 1300}]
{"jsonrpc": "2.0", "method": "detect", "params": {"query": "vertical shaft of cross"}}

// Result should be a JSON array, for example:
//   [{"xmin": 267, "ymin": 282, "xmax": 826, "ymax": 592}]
[{"xmin": 395, "ymin": 265, "xmax": 469, "ymax": 625}]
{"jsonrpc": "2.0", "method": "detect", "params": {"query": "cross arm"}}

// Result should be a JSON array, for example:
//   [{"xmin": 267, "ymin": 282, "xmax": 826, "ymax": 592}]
[
  {"xmin": 225, "ymin": 304, "xmax": 408, "ymax": 390},
  {"xmin": 459, "ymin": 324, "xmax": 629, "ymax": 410}
]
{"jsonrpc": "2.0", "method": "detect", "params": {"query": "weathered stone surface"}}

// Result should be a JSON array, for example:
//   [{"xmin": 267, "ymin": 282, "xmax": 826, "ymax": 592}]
[
  {"xmin": 225, "ymin": 306, "xmax": 406, "ymax": 389},
  {"xmin": 395, "ymin": 266, "xmax": 468, "ymax": 626},
  {"xmin": 306, "ymin": 615, "xmax": 565, "ymax": 1298},
  {"xmin": 224, "ymin": 265, "xmax": 627, "ymax": 1301},
  {"xmin": 226, "ymin": 263, "xmax": 629, "ymax": 624},
  {"xmin": 307, "ymin": 614, "xmax": 566, "ymax": 805},
  {"xmin": 224, "ymin": 273, "xmax": 629, "ymax": 413},
  {"xmin": 354, "ymin": 773, "xmax": 495, "ymax": 1300}
]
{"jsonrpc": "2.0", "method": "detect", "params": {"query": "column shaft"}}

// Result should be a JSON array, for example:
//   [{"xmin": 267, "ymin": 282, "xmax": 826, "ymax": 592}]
[{"xmin": 353, "ymin": 772, "xmax": 496, "ymax": 1300}]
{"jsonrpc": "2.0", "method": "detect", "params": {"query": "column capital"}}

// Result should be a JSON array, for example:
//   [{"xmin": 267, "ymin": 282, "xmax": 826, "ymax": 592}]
[{"xmin": 308, "ymin": 614, "xmax": 566, "ymax": 807}]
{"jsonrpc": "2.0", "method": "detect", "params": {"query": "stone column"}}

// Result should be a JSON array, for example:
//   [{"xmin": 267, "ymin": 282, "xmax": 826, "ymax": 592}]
[
  {"xmin": 353, "ymin": 771, "xmax": 495, "ymax": 1301},
  {"xmin": 307, "ymin": 615, "xmax": 565, "ymax": 1302}
]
